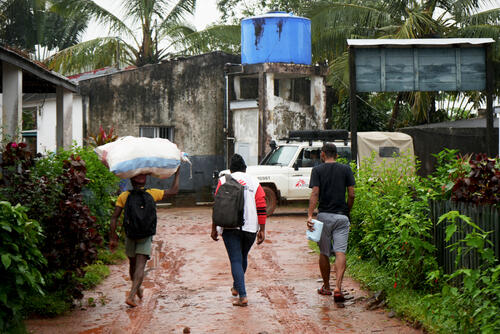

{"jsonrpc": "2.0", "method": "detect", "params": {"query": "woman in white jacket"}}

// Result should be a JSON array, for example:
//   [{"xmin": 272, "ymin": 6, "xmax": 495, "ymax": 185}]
[{"xmin": 211, "ymin": 154, "xmax": 267, "ymax": 307}]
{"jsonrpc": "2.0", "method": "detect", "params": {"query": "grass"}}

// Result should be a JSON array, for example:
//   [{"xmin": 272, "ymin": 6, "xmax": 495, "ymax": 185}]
[
  {"xmin": 23, "ymin": 244, "xmax": 127, "ymax": 318},
  {"xmin": 308, "ymin": 241, "xmax": 453, "ymax": 333},
  {"xmin": 97, "ymin": 243, "xmax": 127, "ymax": 264}
]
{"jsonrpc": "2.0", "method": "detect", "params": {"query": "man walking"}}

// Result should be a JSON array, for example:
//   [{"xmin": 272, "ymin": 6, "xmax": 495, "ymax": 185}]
[
  {"xmin": 110, "ymin": 170, "xmax": 180, "ymax": 307},
  {"xmin": 307, "ymin": 143, "xmax": 355, "ymax": 302},
  {"xmin": 211, "ymin": 154, "xmax": 266, "ymax": 307}
]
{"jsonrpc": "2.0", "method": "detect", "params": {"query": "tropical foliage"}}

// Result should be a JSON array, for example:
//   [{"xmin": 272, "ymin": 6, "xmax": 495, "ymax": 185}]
[
  {"xmin": 425, "ymin": 211, "xmax": 500, "ymax": 333},
  {"xmin": 350, "ymin": 153, "xmax": 438, "ymax": 290},
  {"xmin": 347, "ymin": 149, "xmax": 500, "ymax": 332},
  {"xmin": 0, "ymin": 202, "xmax": 46, "ymax": 332},
  {"xmin": 308, "ymin": 0, "xmax": 500, "ymax": 127},
  {"xmin": 202, "ymin": 1, "xmax": 500, "ymax": 128},
  {"xmin": 0, "ymin": 0, "xmax": 89, "ymax": 60},
  {"xmin": 47, "ymin": 0, "xmax": 198, "ymax": 74},
  {"xmin": 0, "ymin": 142, "xmax": 120, "ymax": 318}
]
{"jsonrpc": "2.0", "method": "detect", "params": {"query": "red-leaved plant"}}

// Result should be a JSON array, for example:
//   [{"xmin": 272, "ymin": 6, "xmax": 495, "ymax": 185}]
[
  {"xmin": 451, "ymin": 154, "xmax": 500, "ymax": 206},
  {"xmin": 88, "ymin": 125, "xmax": 118, "ymax": 147},
  {"xmin": 1, "ymin": 143, "xmax": 103, "ymax": 300}
]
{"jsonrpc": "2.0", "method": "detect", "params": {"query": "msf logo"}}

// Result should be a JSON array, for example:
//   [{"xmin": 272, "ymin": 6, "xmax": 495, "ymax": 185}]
[{"xmin": 295, "ymin": 179, "xmax": 306, "ymax": 188}]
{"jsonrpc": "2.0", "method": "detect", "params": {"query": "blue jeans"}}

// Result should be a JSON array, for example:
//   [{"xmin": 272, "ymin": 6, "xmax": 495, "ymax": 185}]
[{"xmin": 222, "ymin": 229, "xmax": 256, "ymax": 298}]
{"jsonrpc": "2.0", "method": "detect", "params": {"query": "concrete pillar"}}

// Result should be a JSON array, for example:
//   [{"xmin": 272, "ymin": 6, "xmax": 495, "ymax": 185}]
[
  {"xmin": 233, "ymin": 76, "xmax": 241, "ymax": 100},
  {"xmin": 265, "ymin": 73, "xmax": 275, "ymax": 110},
  {"xmin": 2, "ymin": 62, "xmax": 22, "ymax": 142},
  {"xmin": 279, "ymin": 78, "xmax": 292, "ymax": 100},
  {"xmin": 56, "ymin": 86, "xmax": 73, "ymax": 150},
  {"xmin": 310, "ymin": 75, "xmax": 326, "ymax": 127}
]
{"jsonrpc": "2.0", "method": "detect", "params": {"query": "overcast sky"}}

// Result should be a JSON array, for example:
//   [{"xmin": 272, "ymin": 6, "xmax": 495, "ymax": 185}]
[{"xmin": 83, "ymin": 0, "xmax": 500, "ymax": 43}]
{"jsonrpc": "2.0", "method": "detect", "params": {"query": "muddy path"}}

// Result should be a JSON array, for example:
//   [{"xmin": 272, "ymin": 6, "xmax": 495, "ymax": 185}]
[{"xmin": 27, "ymin": 207, "xmax": 422, "ymax": 334}]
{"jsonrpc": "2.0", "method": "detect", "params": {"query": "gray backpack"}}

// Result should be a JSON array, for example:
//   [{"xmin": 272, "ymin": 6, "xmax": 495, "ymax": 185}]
[{"xmin": 212, "ymin": 174, "xmax": 245, "ymax": 228}]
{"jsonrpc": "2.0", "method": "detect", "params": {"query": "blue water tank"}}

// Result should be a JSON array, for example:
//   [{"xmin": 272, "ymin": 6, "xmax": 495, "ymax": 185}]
[{"xmin": 241, "ymin": 11, "xmax": 311, "ymax": 65}]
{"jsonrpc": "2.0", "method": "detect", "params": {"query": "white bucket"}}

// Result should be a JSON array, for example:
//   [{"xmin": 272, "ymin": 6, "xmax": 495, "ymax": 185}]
[{"xmin": 306, "ymin": 219, "xmax": 324, "ymax": 242}]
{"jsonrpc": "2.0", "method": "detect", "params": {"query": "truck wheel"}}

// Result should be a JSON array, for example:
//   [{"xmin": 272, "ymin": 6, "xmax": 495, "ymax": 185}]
[{"xmin": 262, "ymin": 186, "xmax": 277, "ymax": 216}]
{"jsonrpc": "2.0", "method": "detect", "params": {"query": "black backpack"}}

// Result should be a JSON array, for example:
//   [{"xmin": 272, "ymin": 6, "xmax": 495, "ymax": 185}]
[
  {"xmin": 212, "ymin": 174, "xmax": 245, "ymax": 228},
  {"xmin": 123, "ymin": 189, "xmax": 157, "ymax": 239}
]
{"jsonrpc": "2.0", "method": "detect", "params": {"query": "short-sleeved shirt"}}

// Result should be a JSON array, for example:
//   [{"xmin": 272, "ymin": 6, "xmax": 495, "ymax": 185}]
[
  {"xmin": 115, "ymin": 188, "xmax": 164, "ymax": 208},
  {"xmin": 309, "ymin": 162, "xmax": 355, "ymax": 216}
]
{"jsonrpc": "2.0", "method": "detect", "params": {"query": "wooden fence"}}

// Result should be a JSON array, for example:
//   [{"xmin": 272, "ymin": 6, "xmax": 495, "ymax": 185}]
[{"xmin": 429, "ymin": 200, "xmax": 499, "ymax": 275}]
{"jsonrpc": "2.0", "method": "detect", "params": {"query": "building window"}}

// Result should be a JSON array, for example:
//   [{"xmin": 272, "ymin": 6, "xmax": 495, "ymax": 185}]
[
  {"xmin": 22, "ymin": 107, "xmax": 38, "ymax": 154},
  {"xmin": 139, "ymin": 126, "xmax": 174, "ymax": 141}
]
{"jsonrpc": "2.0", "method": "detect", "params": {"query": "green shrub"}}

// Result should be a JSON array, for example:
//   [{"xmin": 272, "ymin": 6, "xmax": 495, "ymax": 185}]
[
  {"xmin": 1, "ymin": 143, "xmax": 104, "ymax": 302},
  {"xmin": 424, "ymin": 211, "xmax": 500, "ymax": 333},
  {"xmin": 425, "ymin": 148, "xmax": 470, "ymax": 201},
  {"xmin": 34, "ymin": 145, "xmax": 120, "ymax": 239},
  {"xmin": 350, "ymin": 152, "xmax": 437, "ymax": 290},
  {"xmin": 0, "ymin": 201, "xmax": 46, "ymax": 332}
]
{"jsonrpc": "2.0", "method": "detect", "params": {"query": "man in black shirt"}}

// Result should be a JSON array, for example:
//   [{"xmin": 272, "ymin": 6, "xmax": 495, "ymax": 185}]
[{"xmin": 307, "ymin": 142, "xmax": 355, "ymax": 302}]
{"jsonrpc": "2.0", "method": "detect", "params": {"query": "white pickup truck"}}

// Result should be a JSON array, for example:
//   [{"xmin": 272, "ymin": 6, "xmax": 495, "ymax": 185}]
[
  {"xmin": 218, "ymin": 130, "xmax": 351, "ymax": 215},
  {"xmin": 217, "ymin": 130, "xmax": 415, "ymax": 216}
]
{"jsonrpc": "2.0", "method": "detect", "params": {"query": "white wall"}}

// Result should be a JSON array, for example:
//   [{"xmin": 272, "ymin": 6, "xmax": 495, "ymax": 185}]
[
  {"xmin": 231, "ymin": 100, "xmax": 259, "ymax": 166},
  {"xmin": 24, "ymin": 94, "xmax": 83, "ymax": 154}
]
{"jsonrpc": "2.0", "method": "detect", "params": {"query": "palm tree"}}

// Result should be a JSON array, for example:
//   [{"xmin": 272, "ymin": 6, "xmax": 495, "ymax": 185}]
[
  {"xmin": 306, "ymin": 0, "xmax": 500, "ymax": 128},
  {"xmin": 47, "ymin": 0, "xmax": 197, "ymax": 75},
  {"xmin": 0, "ymin": 0, "xmax": 89, "ymax": 60}
]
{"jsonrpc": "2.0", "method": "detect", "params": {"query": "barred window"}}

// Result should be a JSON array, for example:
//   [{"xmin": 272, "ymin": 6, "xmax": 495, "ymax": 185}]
[{"xmin": 139, "ymin": 126, "xmax": 174, "ymax": 141}]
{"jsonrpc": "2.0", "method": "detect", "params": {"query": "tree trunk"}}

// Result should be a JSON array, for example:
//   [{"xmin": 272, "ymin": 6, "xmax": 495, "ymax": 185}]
[{"xmin": 388, "ymin": 92, "xmax": 402, "ymax": 131}]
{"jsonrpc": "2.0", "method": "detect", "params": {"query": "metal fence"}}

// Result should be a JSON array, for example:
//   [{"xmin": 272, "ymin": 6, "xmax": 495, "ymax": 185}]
[{"xmin": 429, "ymin": 200, "xmax": 499, "ymax": 275}]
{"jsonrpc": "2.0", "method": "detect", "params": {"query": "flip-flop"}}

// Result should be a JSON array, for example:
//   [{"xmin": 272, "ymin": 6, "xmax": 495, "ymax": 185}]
[
  {"xmin": 231, "ymin": 287, "xmax": 238, "ymax": 297},
  {"xmin": 334, "ymin": 291, "xmax": 345, "ymax": 302},
  {"xmin": 232, "ymin": 299, "xmax": 248, "ymax": 307},
  {"xmin": 317, "ymin": 287, "xmax": 332, "ymax": 295}
]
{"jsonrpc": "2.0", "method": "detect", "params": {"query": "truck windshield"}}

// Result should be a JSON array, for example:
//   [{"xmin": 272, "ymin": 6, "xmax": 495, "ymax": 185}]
[{"xmin": 264, "ymin": 146, "xmax": 298, "ymax": 166}]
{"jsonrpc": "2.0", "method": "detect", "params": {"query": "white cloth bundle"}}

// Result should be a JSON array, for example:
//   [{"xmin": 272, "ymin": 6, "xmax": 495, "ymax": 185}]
[{"xmin": 95, "ymin": 136, "xmax": 190, "ymax": 179}]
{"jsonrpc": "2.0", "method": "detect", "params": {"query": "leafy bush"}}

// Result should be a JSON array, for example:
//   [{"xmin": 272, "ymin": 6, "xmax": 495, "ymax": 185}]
[
  {"xmin": 41, "ymin": 155, "xmax": 103, "ymax": 275},
  {"xmin": 0, "ymin": 142, "xmax": 62, "ymax": 222},
  {"xmin": 425, "ymin": 148, "xmax": 470, "ymax": 201},
  {"xmin": 350, "ymin": 153, "xmax": 437, "ymax": 289},
  {"xmin": 1, "ymin": 143, "xmax": 104, "ymax": 300},
  {"xmin": 0, "ymin": 201, "xmax": 46, "ymax": 332},
  {"xmin": 35, "ymin": 145, "xmax": 120, "ymax": 240},
  {"xmin": 424, "ymin": 211, "xmax": 500, "ymax": 333}
]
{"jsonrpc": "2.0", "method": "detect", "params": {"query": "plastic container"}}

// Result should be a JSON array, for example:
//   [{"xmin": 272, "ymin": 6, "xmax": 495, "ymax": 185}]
[
  {"xmin": 306, "ymin": 219, "xmax": 324, "ymax": 242},
  {"xmin": 241, "ymin": 11, "xmax": 311, "ymax": 65}
]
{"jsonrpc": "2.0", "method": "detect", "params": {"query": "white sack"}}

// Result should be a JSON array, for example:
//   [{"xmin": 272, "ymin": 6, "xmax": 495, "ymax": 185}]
[{"xmin": 95, "ymin": 136, "xmax": 189, "ymax": 179}]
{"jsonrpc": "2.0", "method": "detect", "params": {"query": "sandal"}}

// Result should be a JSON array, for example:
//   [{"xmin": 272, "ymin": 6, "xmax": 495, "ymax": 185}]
[
  {"xmin": 334, "ymin": 291, "xmax": 345, "ymax": 302},
  {"xmin": 231, "ymin": 287, "xmax": 238, "ymax": 297},
  {"xmin": 317, "ymin": 286, "xmax": 332, "ymax": 296}
]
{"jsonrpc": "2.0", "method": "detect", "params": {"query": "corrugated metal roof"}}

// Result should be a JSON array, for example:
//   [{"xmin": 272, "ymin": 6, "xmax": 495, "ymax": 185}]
[
  {"xmin": 347, "ymin": 38, "xmax": 495, "ymax": 47},
  {"xmin": 67, "ymin": 65, "xmax": 136, "ymax": 82}
]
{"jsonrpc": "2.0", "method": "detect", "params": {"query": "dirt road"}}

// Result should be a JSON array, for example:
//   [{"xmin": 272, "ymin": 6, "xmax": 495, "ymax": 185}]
[{"xmin": 27, "ymin": 207, "xmax": 421, "ymax": 334}]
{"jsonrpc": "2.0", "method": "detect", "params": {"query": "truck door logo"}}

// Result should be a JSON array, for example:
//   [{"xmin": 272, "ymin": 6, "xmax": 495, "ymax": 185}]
[{"xmin": 295, "ymin": 179, "xmax": 306, "ymax": 188}]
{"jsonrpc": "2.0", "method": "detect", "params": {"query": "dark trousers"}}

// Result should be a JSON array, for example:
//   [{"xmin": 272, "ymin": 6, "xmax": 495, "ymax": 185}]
[{"xmin": 222, "ymin": 229, "xmax": 257, "ymax": 297}]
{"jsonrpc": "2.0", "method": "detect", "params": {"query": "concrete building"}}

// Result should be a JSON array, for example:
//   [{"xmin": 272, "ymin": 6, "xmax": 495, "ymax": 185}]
[
  {"xmin": 225, "ymin": 62, "xmax": 328, "ymax": 165},
  {"xmin": 78, "ymin": 52, "xmax": 239, "ymax": 201}
]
